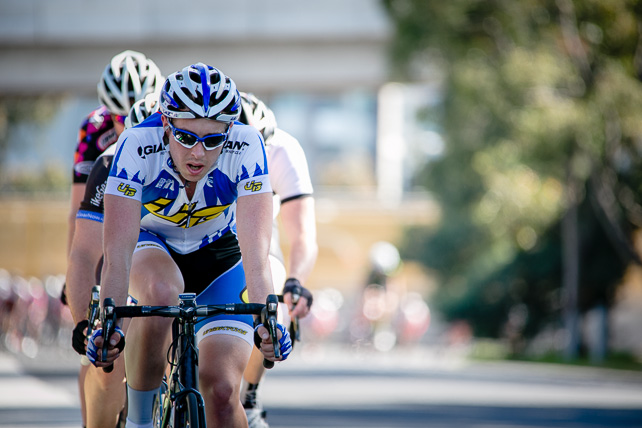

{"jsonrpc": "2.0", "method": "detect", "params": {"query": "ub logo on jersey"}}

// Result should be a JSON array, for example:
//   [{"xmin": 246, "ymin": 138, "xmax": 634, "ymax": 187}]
[
  {"xmin": 117, "ymin": 183, "xmax": 137, "ymax": 197},
  {"xmin": 144, "ymin": 198, "xmax": 231, "ymax": 228},
  {"xmin": 244, "ymin": 180, "xmax": 263, "ymax": 192}
]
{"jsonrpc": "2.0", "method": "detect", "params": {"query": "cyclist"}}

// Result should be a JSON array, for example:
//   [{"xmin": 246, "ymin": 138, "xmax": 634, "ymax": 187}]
[
  {"xmin": 87, "ymin": 63, "xmax": 292, "ymax": 428},
  {"xmin": 68, "ymin": 50, "xmax": 162, "ymax": 254},
  {"xmin": 67, "ymin": 94, "xmax": 159, "ymax": 428},
  {"xmin": 65, "ymin": 50, "xmax": 162, "ymax": 428},
  {"xmin": 238, "ymin": 93, "xmax": 317, "ymax": 428}
]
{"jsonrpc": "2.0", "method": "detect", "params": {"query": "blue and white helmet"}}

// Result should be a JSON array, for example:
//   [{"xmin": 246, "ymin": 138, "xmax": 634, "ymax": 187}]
[{"xmin": 159, "ymin": 63, "xmax": 241, "ymax": 122}]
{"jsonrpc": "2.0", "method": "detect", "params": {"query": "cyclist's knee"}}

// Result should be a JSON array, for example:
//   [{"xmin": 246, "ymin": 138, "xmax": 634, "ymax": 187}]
[
  {"xmin": 88, "ymin": 364, "xmax": 125, "ymax": 390},
  {"xmin": 137, "ymin": 279, "xmax": 180, "ymax": 305},
  {"xmin": 200, "ymin": 376, "xmax": 237, "ymax": 410}
]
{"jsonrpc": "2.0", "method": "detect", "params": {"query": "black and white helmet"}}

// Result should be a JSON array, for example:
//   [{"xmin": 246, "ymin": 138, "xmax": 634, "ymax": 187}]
[
  {"xmin": 239, "ymin": 92, "xmax": 277, "ymax": 144},
  {"xmin": 97, "ymin": 50, "xmax": 163, "ymax": 116},
  {"xmin": 159, "ymin": 63, "xmax": 241, "ymax": 122},
  {"xmin": 124, "ymin": 93, "xmax": 159, "ymax": 129}
]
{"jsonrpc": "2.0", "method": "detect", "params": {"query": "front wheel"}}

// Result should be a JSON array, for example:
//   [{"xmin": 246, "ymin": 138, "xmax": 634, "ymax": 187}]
[
  {"xmin": 153, "ymin": 379, "xmax": 172, "ymax": 428},
  {"xmin": 174, "ymin": 391, "xmax": 202, "ymax": 428}
]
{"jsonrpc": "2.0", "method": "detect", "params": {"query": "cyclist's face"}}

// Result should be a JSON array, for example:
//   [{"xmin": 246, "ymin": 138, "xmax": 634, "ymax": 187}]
[{"xmin": 163, "ymin": 116, "xmax": 226, "ymax": 183}]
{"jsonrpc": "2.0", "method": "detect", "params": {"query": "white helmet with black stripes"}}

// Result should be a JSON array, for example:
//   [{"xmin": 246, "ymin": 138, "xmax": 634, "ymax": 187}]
[
  {"xmin": 97, "ymin": 50, "xmax": 163, "ymax": 116},
  {"xmin": 239, "ymin": 92, "xmax": 277, "ymax": 144},
  {"xmin": 124, "ymin": 92, "xmax": 159, "ymax": 129}
]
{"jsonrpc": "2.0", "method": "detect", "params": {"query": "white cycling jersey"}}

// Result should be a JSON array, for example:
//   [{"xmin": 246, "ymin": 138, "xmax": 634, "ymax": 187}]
[
  {"xmin": 263, "ymin": 128, "xmax": 314, "ymax": 265},
  {"xmin": 267, "ymin": 128, "xmax": 314, "ymax": 219},
  {"xmin": 105, "ymin": 113, "xmax": 272, "ymax": 254}
]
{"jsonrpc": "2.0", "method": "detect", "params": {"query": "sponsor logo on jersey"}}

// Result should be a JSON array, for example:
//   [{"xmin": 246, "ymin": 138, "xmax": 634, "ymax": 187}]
[
  {"xmin": 244, "ymin": 180, "xmax": 263, "ymax": 192},
  {"xmin": 222, "ymin": 140, "xmax": 249, "ymax": 154},
  {"xmin": 202, "ymin": 325, "xmax": 249, "ymax": 336},
  {"xmin": 90, "ymin": 183, "xmax": 107, "ymax": 207},
  {"xmin": 155, "ymin": 178, "xmax": 175, "ymax": 191},
  {"xmin": 117, "ymin": 183, "xmax": 137, "ymax": 197},
  {"xmin": 97, "ymin": 128, "xmax": 118, "ymax": 151},
  {"xmin": 74, "ymin": 161, "xmax": 94, "ymax": 176},
  {"xmin": 137, "ymin": 143, "xmax": 164, "ymax": 159},
  {"xmin": 143, "ymin": 198, "xmax": 231, "ymax": 228}
]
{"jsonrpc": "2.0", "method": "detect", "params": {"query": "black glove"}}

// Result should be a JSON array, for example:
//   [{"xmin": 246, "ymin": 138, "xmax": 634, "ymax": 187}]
[
  {"xmin": 283, "ymin": 278, "xmax": 313, "ymax": 309},
  {"xmin": 60, "ymin": 282, "xmax": 68, "ymax": 306},
  {"xmin": 72, "ymin": 319, "xmax": 89, "ymax": 356}
]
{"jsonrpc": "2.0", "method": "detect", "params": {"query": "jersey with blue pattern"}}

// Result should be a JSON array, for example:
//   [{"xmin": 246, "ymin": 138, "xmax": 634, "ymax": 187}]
[{"xmin": 105, "ymin": 113, "xmax": 272, "ymax": 254}]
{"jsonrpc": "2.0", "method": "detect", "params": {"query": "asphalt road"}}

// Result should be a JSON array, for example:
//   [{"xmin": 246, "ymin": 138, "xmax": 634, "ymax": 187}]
[{"xmin": 1, "ymin": 342, "xmax": 641, "ymax": 428}]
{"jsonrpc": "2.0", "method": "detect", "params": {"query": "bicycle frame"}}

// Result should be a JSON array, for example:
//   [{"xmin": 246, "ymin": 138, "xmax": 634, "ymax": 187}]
[
  {"xmin": 101, "ymin": 293, "xmax": 279, "ymax": 428},
  {"xmin": 164, "ymin": 293, "xmax": 205, "ymax": 427}
]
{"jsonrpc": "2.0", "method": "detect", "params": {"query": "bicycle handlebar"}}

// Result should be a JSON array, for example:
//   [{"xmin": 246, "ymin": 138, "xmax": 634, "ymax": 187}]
[
  {"xmin": 98, "ymin": 296, "xmax": 281, "ymax": 370},
  {"xmin": 110, "ymin": 302, "xmax": 266, "ymax": 319},
  {"xmin": 277, "ymin": 290, "xmax": 301, "ymax": 346}
]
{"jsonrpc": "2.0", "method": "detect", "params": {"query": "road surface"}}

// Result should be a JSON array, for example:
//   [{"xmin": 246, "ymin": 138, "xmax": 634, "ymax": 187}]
[{"xmin": 1, "ymin": 343, "xmax": 641, "ymax": 427}]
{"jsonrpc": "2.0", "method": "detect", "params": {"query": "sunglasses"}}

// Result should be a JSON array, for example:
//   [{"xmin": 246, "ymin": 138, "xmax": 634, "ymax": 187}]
[{"xmin": 167, "ymin": 119, "xmax": 230, "ymax": 150}]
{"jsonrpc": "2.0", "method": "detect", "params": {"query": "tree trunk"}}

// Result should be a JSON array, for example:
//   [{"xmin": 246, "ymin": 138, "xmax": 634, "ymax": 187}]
[{"xmin": 562, "ymin": 163, "xmax": 580, "ymax": 361}]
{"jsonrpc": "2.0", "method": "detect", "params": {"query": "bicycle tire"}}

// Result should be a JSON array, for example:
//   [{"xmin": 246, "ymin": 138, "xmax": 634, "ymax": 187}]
[
  {"xmin": 174, "ymin": 391, "xmax": 201, "ymax": 428},
  {"xmin": 153, "ymin": 380, "xmax": 171, "ymax": 428},
  {"xmin": 185, "ymin": 392, "xmax": 201, "ymax": 428}
]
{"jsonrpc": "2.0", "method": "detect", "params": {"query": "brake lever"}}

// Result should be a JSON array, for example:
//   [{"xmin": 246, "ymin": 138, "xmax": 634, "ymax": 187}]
[
  {"xmin": 101, "ymin": 297, "xmax": 116, "ymax": 373},
  {"xmin": 86, "ymin": 285, "xmax": 101, "ymax": 338},
  {"xmin": 289, "ymin": 285, "xmax": 301, "ymax": 345},
  {"xmin": 261, "ymin": 294, "xmax": 280, "ymax": 369}
]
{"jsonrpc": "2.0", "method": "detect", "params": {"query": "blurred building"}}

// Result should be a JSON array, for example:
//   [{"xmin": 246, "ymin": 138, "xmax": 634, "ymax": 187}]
[{"xmin": 0, "ymin": 0, "xmax": 439, "ymax": 296}]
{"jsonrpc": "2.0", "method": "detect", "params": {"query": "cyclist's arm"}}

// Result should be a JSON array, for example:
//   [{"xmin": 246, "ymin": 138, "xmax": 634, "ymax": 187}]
[
  {"xmin": 101, "ymin": 193, "xmax": 141, "ymax": 307},
  {"xmin": 280, "ymin": 196, "xmax": 318, "ymax": 316},
  {"xmin": 236, "ymin": 192, "xmax": 274, "ymax": 304},
  {"xmin": 66, "ymin": 218, "xmax": 103, "ymax": 324},
  {"xmin": 281, "ymin": 196, "xmax": 317, "ymax": 283},
  {"xmin": 67, "ymin": 183, "xmax": 86, "ymax": 255}
]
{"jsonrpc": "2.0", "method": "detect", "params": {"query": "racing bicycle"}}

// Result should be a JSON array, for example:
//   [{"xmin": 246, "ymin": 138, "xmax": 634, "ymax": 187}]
[{"xmin": 100, "ymin": 293, "xmax": 281, "ymax": 428}]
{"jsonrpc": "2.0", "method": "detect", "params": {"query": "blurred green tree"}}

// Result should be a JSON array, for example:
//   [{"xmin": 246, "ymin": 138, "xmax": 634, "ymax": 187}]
[
  {"xmin": 383, "ymin": 0, "xmax": 642, "ymax": 358},
  {"xmin": 0, "ymin": 96, "xmax": 64, "ymax": 192}
]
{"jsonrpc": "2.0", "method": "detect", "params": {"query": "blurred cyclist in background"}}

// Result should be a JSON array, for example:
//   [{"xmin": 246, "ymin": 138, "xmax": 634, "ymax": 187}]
[
  {"xmin": 67, "ymin": 93, "xmax": 159, "ymax": 428},
  {"xmin": 351, "ymin": 241, "xmax": 430, "ymax": 351},
  {"xmin": 238, "ymin": 93, "xmax": 317, "ymax": 428},
  {"xmin": 67, "ymin": 50, "xmax": 162, "ymax": 254},
  {"xmin": 65, "ymin": 50, "xmax": 162, "ymax": 428}
]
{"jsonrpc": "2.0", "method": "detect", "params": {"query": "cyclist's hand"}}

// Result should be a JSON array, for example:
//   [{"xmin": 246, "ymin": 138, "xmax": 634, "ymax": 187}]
[
  {"xmin": 86, "ymin": 327, "xmax": 125, "ymax": 367},
  {"xmin": 254, "ymin": 323, "xmax": 292, "ymax": 362},
  {"xmin": 72, "ymin": 319, "xmax": 89, "ymax": 356},
  {"xmin": 283, "ymin": 278, "xmax": 313, "ymax": 318}
]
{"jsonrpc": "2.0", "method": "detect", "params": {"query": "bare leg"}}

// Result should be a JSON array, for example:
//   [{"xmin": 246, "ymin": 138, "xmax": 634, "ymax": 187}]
[
  {"xmin": 84, "ymin": 357, "xmax": 127, "ymax": 428},
  {"xmin": 199, "ymin": 335, "xmax": 252, "ymax": 427},
  {"xmin": 125, "ymin": 248, "xmax": 182, "ymax": 392},
  {"xmin": 243, "ymin": 347, "xmax": 266, "ymax": 387},
  {"xmin": 78, "ymin": 362, "xmax": 88, "ymax": 427}
]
